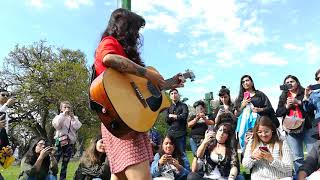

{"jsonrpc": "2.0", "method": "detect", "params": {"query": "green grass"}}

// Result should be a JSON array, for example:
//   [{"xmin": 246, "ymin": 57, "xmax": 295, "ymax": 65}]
[
  {"xmin": 0, "ymin": 160, "xmax": 79, "ymax": 180},
  {"xmin": 0, "ymin": 151, "xmax": 249, "ymax": 180}
]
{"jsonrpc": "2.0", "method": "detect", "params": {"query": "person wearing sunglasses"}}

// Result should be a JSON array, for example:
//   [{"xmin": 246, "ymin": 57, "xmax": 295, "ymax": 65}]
[{"xmin": 0, "ymin": 88, "xmax": 15, "ymax": 132}]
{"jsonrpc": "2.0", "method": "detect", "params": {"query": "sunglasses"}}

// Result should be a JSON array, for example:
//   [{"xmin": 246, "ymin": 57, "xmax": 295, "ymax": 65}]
[
  {"xmin": 0, "ymin": 94, "xmax": 9, "ymax": 97},
  {"xmin": 316, "ymin": 77, "xmax": 320, "ymax": 81}
]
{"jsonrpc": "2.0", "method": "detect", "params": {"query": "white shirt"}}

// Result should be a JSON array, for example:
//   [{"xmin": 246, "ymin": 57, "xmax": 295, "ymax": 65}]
[
  {"xmin": 0, "ymin": 103, "xmax": 10, "ymax": 132},
  {"xmin": 52, "ymin": 113, "xmax": 82, "ymax": 144}
]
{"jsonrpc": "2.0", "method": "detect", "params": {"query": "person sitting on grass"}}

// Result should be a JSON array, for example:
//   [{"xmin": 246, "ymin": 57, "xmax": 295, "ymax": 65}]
[
  {"xmin": 74, "ymin": 135, "xmax": 111, "ymax": 180},
  {"xmin": 242, "ymin": 116, "xmax": 293, "ymax": 180},
  {"xmin": 18, "ymin": 137, "xmax": 58, "ymax": 180},
  {"xmin": 151, "ymin": 134, "xmax": 190, "ymax": 180},
  {"xmin": 188, "ymin": 122, "xmax": 242, "ymax": 180}
]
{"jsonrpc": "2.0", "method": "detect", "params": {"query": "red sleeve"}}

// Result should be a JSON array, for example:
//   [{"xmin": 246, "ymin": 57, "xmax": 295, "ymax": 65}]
[{"xmin": 94, "ymin": 36, "xmax": 124, "ymax": 76}]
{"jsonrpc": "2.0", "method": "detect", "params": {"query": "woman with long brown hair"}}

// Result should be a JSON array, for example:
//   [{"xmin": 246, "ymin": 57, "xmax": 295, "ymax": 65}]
[
  {"xmin": 74, "ymin": 135, "xmax": 110, "ymax": 180},
  {"xmin": 276, "ymin": 75, "xmax": 315, "ymax": 175},
  {"xmin": 242, "ymin": 116, "xmax": 293, "ymax": 179},
  {"xmin": 93, "ymin": 8, "xmax": 184, "ymax": 180}
]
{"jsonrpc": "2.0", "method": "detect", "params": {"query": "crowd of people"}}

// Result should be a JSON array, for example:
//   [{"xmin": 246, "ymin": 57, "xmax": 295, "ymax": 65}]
[{"xmin": 0, "ymin": 8, "xmax": 320, "ymax": 180}]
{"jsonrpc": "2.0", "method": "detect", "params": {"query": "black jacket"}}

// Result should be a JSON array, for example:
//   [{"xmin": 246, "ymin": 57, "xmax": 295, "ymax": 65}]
[{"xmin": 165, "ymin": 101, "xmax": 189, "ymax": 138}]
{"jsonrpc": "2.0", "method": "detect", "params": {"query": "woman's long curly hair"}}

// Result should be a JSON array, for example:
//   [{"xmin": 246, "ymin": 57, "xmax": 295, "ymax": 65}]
[
  {"xmin": 23, "ymin": 137, "xmax": 50, "ymax": 172},
  {"xmin": 102, "ymin": 8, "xmax": 145, "ymax": 66},
  {"xmin": 80, "ymin": 135, "xmax": 106, "ymax": 166}
]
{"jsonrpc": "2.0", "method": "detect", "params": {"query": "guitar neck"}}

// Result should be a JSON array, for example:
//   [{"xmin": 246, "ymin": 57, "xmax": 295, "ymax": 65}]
[{"xmin": 162, "ymin": 73, "xmax": 191, "ymax": 91}]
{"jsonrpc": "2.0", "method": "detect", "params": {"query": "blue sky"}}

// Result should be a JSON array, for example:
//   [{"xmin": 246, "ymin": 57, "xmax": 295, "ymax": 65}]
[{"xmin": 1, "ymin": 0, "xmax": 320, "ymax": 108}]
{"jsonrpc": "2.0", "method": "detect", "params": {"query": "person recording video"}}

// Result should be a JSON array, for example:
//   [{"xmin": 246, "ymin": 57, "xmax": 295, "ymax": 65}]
[
  {"xmin": 0, "ymin": 88, "xmax": 15, "ymax": 132},
  {"xmin": 18, "ymin": 138, "xmax": 58, "ymax": 180}
]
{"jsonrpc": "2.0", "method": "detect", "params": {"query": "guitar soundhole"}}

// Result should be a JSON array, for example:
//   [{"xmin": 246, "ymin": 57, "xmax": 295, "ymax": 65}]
[
  {"xmin": 146, "ymin": 81, "xmax": 162, "ymax": 112},
  {"xmin": 147, "ymin": 81, "xmax": 161, "ymax": 97}
]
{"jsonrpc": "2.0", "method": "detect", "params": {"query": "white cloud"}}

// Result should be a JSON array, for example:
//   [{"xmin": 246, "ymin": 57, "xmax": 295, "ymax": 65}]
[
  {"xmin": 259, "ymin": 0, "xmax": 287, "ymax": 5},
  {"xmin": 144, "ymin": 13, "xmax": 180, "ymax": 34},
  {"xmin": 250, "ymin": 52, "xmax": 288, "ymax": 65},
  {"xmin": 26, "ymin": 0, "xmax": 46, "ymax": 9},
  {"xmin": 216, "ymin": 50, "xmax": 241, "ymax": 67},
  {"xmin": 283, "ymin": 43, "xmax": 303, "ymax": 51},
  {"xmin": 176, "ymin": 52, "xmax": 187, "ymax": 59},
  {"xmin": 64, "ymin": 0, "xmax": 93, "ymax": 9},
  {"xmin": 305, "ymin": 42, "xmax": 320, "ymax": 64},
  {"xmin": 134, "ymin": 0, "xmax": 265, "ymax": 51},
  {"xmin": 194, "ymin": 75, "xmax": 214, "ymax": 84}
]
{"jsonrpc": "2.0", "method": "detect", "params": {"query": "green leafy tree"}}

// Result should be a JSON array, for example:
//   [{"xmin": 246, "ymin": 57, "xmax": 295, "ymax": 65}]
[{"xmin": 0, "ymin": 41, "xmax": 99, "ymax": 150}]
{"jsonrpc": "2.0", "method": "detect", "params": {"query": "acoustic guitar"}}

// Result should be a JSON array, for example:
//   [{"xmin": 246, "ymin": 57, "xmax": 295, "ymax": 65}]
[{"xmin": 90, "ymin": 67, "xmax": 195, "ymax": 138}]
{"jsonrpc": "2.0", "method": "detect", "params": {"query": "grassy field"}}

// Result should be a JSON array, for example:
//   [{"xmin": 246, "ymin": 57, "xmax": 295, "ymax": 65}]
[
  {"xmin": 1, "ymin": 160, "xmax": 79, "ymax": 180},
  {"xmin": 0, "ymin": 151, "xmax": 248, "ymax": 180}
]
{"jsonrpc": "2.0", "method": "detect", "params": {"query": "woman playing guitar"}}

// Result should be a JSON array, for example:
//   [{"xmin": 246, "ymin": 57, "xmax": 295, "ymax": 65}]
[{"xmin": 92, "ymin": 8, "xmax": 184, "ymax": 180}]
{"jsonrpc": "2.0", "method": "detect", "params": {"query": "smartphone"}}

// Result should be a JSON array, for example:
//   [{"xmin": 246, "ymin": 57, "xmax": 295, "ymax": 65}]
[
  {"xmin": 280, "ymin": 84, "xmax": 293, "ymax": 91},
  {"xmin": 309, "ymin": 84, "xmax": 320, "ymax": 90},
  {"xmin": 259, "ymin": 146, "xmax": 269, "ymax": 152},
  {"xmin": 244, "ymin": 91, "xmax": 250, "ymax": 99},
  {"xmin": 219, "ymin": 105, "xmax": 225, "ymax": 112},
  {"xmin": 207, "ymin": 125, "xmax": 214, "ymax": 132}
]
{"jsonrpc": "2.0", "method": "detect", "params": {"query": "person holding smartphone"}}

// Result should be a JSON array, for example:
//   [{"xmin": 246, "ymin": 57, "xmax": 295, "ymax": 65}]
[
  {"xmin": 242, "ymin": 116, "xmax": 293, "ymax": 180},
  {"xmin": 303, "ymin": 69, "xmax": 320, "ymax": 134},
  {"xmin": 18, "ymin": 138, "xmax": 58, "ymax": 180},
  {"xmin": 235, "ymin": 75, "xmax": 279, "ymax": 150},
  {"xmin": 188, "ymin": 121, "xmax": 241, "ymax": 180},
  {"xmin": 276, "ymin": 75, "xmax": 315, "ymax": 176},
  {"xmin": 151, "ymin": 134, "xmax": 190, "ymax": 180},
  {"xmin": 52, "ymin": 101, "xmax": 82, "ymax": 180},
  {"xmin": 0, "ymin": 88, "xmax": 15, "ymax": 132}
]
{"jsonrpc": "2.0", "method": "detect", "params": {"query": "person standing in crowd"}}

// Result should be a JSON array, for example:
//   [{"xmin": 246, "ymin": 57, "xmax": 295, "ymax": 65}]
[
  {"xmin": 166, "ymin": 88, "xmax": 189, "ymax": 156},
  {"xmin": 242, "ymin": 116, "xmax": 293, "ymax": 180},
  {"xmin": 74, "ymin": 135, "xmax": 111, "ymax": 180},
  {"xmin": 213, "ymin": 86, "xmax": 236, "ymax": 125},
  {"xmin": 187, "ymin": 100, "xmax": 214, "ymax": 155},
  {"xmin": 92, "ymin": 8, "xmax": 184, "ymax": 180},
  {"xmin": 303, "ymin": 69, "xmax": 320, "ymax": 131},
  {"xmin": 235, "ymin": 75, "xmax": 279, "ymax": 150},
  {"xmin": 151, "ymin": 134, "xmax": 190, "ymax": 180},
  {"xmin": 52, "ymin": 101, "xmax": 82, "ymax": 180},
  {"xmin": 276, "ymin": 75, "xmax": 315, "ymax": 175},
  {"xmin": 0, "ymin": 88, "xmax": 15, "ymax": 132},
  {"xmin": 0, "ymin": 88, "xmax": 15, "ymax": 180},
  {"xmin": 18, "ymin": 138, "xmax": 58, "ymax": 180}
]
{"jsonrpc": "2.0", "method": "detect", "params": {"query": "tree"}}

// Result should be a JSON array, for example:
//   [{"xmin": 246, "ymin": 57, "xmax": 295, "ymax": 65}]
[{"xmin": 0, "ymin": 40, "xmax": 99, "ymax": 149}]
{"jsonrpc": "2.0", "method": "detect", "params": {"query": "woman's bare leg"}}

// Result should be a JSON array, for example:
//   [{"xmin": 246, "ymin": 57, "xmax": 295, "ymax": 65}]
[{"xmin": 124, "ymin": 160, "xmax": 151, "ymax": 180}]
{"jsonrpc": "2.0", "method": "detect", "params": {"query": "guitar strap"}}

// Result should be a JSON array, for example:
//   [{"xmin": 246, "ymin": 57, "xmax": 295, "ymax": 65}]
[{"xmin": 88, "ymin": 65, "xmax": 103, "ymax": 112}]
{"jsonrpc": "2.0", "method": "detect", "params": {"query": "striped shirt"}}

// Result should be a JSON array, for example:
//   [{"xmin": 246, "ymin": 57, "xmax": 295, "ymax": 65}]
[{"xmin": 242, "ymin": 139, "xmax": 293, "ymax": 180}]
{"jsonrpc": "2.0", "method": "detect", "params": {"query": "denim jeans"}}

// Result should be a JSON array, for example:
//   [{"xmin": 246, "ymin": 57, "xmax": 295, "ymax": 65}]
[
  {"xmin": 55, "ymin": 144, "xmax": 73, "ymax": 180},
  {"xmin": 286, "ymin": 127, "xmax": 317, "ymax": 174},
  {"xmin": 175, "ymin": 135, "xmax": 187, "ymax": 155},
  {"xmin": 189, "ymin": 137, "xmax": 198, "ymax": 155}
]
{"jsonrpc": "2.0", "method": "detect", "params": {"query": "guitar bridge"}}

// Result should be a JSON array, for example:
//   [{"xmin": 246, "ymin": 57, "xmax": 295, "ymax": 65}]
[{"xmin": 130, "ymin": 82, "xmax": 148, "ymax": 108}]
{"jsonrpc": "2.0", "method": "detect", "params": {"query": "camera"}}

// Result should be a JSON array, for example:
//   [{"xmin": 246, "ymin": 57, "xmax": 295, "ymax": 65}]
[
  {"xmin": 309, "ymin": 84, "xmax": 320, "ymax": 90},
  {"xmin": 280, "ymin": 84, "xmax": 293, "ymax": 91}
]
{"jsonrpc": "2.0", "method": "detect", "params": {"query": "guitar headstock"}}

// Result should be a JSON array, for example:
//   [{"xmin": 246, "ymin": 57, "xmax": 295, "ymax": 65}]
[{"xmin": 183, "ymin": 69, "xmax": 195, "ymax": 81}]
